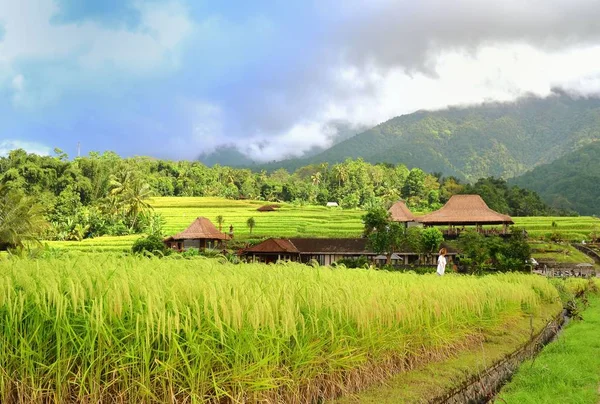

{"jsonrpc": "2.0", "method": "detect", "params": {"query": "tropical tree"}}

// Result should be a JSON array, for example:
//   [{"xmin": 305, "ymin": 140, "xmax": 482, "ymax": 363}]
[
  {"xmin": 0, "ymin": 185, "xmax": 48, "ymax": 250},
  {"xmin": 363, "ymin": 207, "xmax": 407, "ymax": 265},
  {"xmin": 216, "ymin": 215, "xmax": 224, "ymax": 232},
  {"xmin": 109, "ymin": 170, "xmax": 153, "ymax": 230},
  {"xmin": 246, "ymin": 217, "xmax": 256, "ymax": 234}
]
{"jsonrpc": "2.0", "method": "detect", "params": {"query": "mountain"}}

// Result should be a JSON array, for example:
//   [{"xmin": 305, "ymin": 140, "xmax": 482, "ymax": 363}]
[
  {"xmin": 510, "ymin": 141, "xmax": 600, "ymax": 216},
  {"xmin": 254, "ymin": 92, "xmax": 600, "ymax": 180}
]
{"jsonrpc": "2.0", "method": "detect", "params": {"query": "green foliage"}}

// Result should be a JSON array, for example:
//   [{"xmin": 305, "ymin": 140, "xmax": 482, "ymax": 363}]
[
  {"xmin": 0, "ymin": 184, "xmax": 48, "ymax": 250},
  {"xmin": 421, "ymin": 227, "xmax": 444, "ymax": 253},
  {"xmin": 458, "ymin": 229, "xmax": 531, "ymax": 274},
  {"xmin": 246, "ymin": 217, "xmax": 256, "ymax": 234},
  {"xmin": 511, "ymin": 141, "xmax": 600, "ymax": 216},
  {"xmin": 131, "ymin": 235, "xmax": 168, "ymax": 256},
  {"xmin": 332, "ymin": 256, "xmax": 370, "ymax": 269}
]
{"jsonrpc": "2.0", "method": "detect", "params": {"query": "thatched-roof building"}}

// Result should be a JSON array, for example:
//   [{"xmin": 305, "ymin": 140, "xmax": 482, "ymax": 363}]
[
  {"xmin": 388, "ymin": 200, "xmax": 416, "ymax": 224},
  {"xmin": 242, "ymin": 237, "xmax": 457, "ymax": 266},
  {"xmin": 418, "ymin": 195, "xmax": 513, "ymax": 237},
  {"xmin": 257, "ymin": 204, "xmax": 279, "ymax": 212},
  {"xmin": 164, "ymin": 217, "xmax": 230, "ymax": 251}
]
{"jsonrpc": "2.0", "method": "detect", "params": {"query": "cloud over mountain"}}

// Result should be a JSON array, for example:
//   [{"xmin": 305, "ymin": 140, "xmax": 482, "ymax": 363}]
[{"xmin": 1, "ymin": 0, "xmax": 600, "ymax": 161}]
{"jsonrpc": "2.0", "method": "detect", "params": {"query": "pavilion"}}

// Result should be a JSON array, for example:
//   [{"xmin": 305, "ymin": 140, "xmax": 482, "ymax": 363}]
[
  {"xmin": 163, "ymin": 217, "xmax": 230, "ymax": 251},
  {"xmin": 418, "ymin": 195, "xmax": 514, "ymax": 237},
  {"xmin": 388, "ymin": 200, "xmax": 417, "ymax": 227}
]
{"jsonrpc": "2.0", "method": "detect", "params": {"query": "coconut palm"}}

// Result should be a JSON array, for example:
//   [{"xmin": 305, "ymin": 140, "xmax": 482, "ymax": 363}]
[
  {"xmin": 0, "ymin": 185, "xmax": 48, "ymax": 250},
  {"xmin": 109, "ymin": 170, "xmax": 153, "ymax": 230}
]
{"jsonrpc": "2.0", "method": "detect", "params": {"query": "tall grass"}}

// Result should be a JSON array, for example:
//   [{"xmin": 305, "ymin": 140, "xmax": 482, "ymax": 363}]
[{"xmin": 0, "ymin": 256, "xmax": 560, "ymax": 403}]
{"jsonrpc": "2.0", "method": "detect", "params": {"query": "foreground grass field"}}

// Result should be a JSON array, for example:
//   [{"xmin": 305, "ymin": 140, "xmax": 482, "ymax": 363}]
[
  {"xmin": 496, "ymin": 283, "xmax": 600, "ymax": 404},
  {"xmin": 45, "ymin": 197, "xmax": 600, "ymax": 253},
  {"xmin": 0, "ymin": 256, "xmax": 560, "ymax": 403}
]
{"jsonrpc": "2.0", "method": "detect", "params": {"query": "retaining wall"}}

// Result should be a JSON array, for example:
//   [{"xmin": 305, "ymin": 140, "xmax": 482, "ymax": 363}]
[{"xmin": 430, "ymin": 310, "xmax": 565, "ymax": 404}]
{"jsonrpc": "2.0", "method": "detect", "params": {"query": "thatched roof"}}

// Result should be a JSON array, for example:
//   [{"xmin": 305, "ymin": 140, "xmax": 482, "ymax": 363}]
[
  {"xmin": 388, "ymin": 200, "xmax": 416, "ymax": 222},
  {"xmin": 418, "ymin": 195, "xmax": 514, "ymax": 225},
  {"xmin": 257, "ymin": 204, "xmax": 279, "ymax": 212},
  {"xmin": 164, "ymin": 217, "xmax": 230, "ymax": 241}
]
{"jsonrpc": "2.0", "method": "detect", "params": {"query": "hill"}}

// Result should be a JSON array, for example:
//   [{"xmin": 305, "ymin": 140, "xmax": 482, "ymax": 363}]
[
  {"xmin": 510, "ymin": 141, "xmax": 600, "ymax": 215},
  {"xmin": 252, "ymin": 92, "xmax": 600, "ymax": 180}
]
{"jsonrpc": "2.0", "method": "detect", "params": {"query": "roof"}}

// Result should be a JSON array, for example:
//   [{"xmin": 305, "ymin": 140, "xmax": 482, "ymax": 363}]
[
  {"xmin": 418, "ymin": 195, "xmax": 514, "ymax": 225},
  {"xmin": 164, "ymin": 217, "xmax": 230, "ymax": 241},
  {"xmin": 388, "ymin": 200, "xmax": 416, "ymax": 222},
  {"xmin": 257, "ymin": 204, "xmax": 279, "ymax": 212},
  {"xmin": 243, "ymin": 238, "xmax": 299, "ymax": 253},
  {"xmin": 243, "ymin": 238, "xmax": 458, "ymax": 255},
  {"xmin": 243, "ymin": 238, "xmax": 371, "ymax": 254},
  {"xmin": 326, "ymin": 202, "xmax": 339, "ymax": 207}
]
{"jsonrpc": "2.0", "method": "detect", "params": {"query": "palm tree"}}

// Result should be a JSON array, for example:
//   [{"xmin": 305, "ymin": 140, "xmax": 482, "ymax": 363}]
[
  {"xmin": 0, "ymin": 185, "xmax": 48, "ymax": 250},
  {"xmin": 246, "ymin": 217, "xmax": 256, "ymax": 234},
  {"xmin": 109, "ymin": 170, "xmax": 153, "ymax": 230},
  {"xmin": 216, "ymin": 215, "xmax": 224, "ymax": 232}
]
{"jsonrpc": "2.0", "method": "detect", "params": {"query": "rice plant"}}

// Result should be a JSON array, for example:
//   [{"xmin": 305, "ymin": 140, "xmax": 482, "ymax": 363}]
[{"xmin": 0, "ymin": 255, "xmax": 561, "ymax": 403}]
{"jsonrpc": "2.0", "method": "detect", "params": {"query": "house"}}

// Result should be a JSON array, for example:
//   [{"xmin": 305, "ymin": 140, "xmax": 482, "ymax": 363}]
[
  {"xmin": 418, "ymin": 195, "xmax": 514, "ymax": 237},
  {"xmin": 388, "ymin": 200, "xmax": 417, "ymax": 227},
  {"xmin": 257, "ymin": 204, "xmax": 279, "ymax": 212},
  {"xmin": 326, "ymin": 202, "xmax": 339, "ymax": 207},
  {"xmin": 163, "ymin": 217, "xmax": 230, "ymax": 251},
  {"xmin": 242, "ymin": 237, "xmax": 457, "ymax": 266}
]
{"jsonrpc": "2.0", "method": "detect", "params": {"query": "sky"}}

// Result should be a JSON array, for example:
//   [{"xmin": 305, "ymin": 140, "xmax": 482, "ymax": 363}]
[{"xmin": 2, "ymin": 0, "xmax": 600, "ymax": 162}]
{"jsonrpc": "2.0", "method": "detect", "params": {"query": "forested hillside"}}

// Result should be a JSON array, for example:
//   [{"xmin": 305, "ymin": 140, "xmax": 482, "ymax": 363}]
[
  {"xmin": 255, "ymin": 93, "xmax": 600, "ymax": 181},
  {"xmin": 511, "ymin": 142, "xmax": 600, "ymax": 215},
  {"xmin": 0, "ymin": 149, "xmax": 556, "ymax": 246}
]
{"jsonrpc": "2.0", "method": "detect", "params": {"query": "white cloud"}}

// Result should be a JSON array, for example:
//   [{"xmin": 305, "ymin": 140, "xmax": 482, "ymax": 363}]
[
  {"xmin": 0, "ymin": 0, "xmax": 193, "ymax": 105},
  {"xmin": 198, "ymin": 42, "xmax": 600, "ymax": 162},
  {"xmin": 0, "ymin": 140, "xmax": 52, "ymax": 156}
]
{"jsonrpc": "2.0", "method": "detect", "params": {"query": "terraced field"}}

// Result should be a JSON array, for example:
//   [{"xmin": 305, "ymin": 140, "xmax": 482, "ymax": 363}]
[
  {"xmin": 45, "ymin": 197, "xmax": 600, "ymax": 253},
  {"xmin": 151, "ymin": 197, "xmax": 365, "ymax": 237}
]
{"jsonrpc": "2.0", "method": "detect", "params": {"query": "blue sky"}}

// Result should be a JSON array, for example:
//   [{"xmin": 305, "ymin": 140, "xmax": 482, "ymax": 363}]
[{"xmin": 2, "ymin": 0, "xmax": 600, "ymax": 161}]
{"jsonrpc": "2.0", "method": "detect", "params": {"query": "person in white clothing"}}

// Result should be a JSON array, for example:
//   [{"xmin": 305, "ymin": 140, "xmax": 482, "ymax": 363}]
[{"xmin": 437, "ymin": 248, "xmax": 447, "ymax": 276}]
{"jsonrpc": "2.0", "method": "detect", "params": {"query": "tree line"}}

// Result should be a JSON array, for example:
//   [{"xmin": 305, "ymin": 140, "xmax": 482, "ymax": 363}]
[{"xmin": 0, "ymin": 148, "xmax": 568, "ymax": 248}]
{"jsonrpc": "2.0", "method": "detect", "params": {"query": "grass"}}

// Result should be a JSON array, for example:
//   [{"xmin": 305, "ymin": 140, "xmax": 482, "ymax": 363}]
[
  {"xmin": 0, "ymin": 256, "xmax": 560, "ymax": 403},
  {"xmin": 336, "ymin": 301, "xmax": 561, "ymax": 403},
  {"xmin": 43, "ymin": 197, "xmax": 600, "ymax": 253},
  {"xmin": 530, "ymin": 242, "xmax": 596, "ymax": 264},
  {"xmin": 495, "ymin": 285, "xmax": 600, "ymax": 404}
]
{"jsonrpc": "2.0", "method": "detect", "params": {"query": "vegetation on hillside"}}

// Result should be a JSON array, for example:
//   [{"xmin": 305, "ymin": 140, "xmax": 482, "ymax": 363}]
[
  {"xmin": 256, "ymin": 93, "xmax": 600, "ymax": 182},
  {"xmin": 0, "ymin": 147, "xmax": 564, "ymax": 247},
  {"xmin": 511, "ymin": 141, "xmax": 600, "ymax": 215}
]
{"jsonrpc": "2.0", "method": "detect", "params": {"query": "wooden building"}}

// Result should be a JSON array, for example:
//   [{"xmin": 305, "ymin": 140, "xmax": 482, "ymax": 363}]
[
  {"xmin": 163, "ymin": 217, "xmax": 230, "ymax": 251},
  {"xmin": 242, "ymin": 237, "xmax": 457, "ymax": 266},
  {"xmin": 418, "ymin": 195, "xmax": 514, "ymax": 237}
]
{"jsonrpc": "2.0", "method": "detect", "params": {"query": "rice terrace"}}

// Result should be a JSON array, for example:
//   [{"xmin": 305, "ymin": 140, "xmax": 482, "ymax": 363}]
[
  {"xmin": 1, "ymin": 193, "xmax": 599, "ymax": 403},
  {"xmin": 4, "ymin": 1, "xmax": 600, "ymax": 402}
]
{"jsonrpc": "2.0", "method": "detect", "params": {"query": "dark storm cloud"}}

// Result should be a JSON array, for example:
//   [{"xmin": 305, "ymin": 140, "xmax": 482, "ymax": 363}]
[{"xmin": 323, "ymin": 0, "xmax": 600, "ymax": 72}]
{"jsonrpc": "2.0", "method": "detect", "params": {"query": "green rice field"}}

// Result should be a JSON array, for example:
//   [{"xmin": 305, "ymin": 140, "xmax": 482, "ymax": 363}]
[
  {"xmin": 0, "ymin": 256, "xmax": 561, "ymax": 403},
  {"xmin": 44, "ymin": 197, "xmax": 600, "ymax": 253}
]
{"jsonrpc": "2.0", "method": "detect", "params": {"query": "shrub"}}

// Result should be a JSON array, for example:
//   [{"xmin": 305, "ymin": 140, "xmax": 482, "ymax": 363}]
[{"xmin": 131, "ymin": 235, "xmax": 168, "ymax": 256}]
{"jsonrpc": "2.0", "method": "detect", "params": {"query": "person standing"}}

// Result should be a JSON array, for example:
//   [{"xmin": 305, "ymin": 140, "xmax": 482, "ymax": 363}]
[{"xmin": 437, "ymin": 248, "xmax": 447, "ymax": 276}]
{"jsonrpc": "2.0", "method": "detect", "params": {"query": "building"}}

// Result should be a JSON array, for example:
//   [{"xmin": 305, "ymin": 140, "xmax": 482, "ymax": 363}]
[
  {"xmin": 242, "ymin": 237, "xmax": 457, "ymax": 266},
  {"xmin": 388, "ymin": 200, "xmax": 417, "ymax": 227},
  {"xmin": 418, "ymin": 195, "xmax": 514, "ymax": 237},
  {"xmin": 163, "ymin": 217, "xmax": 230, "ymax": 251}
]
